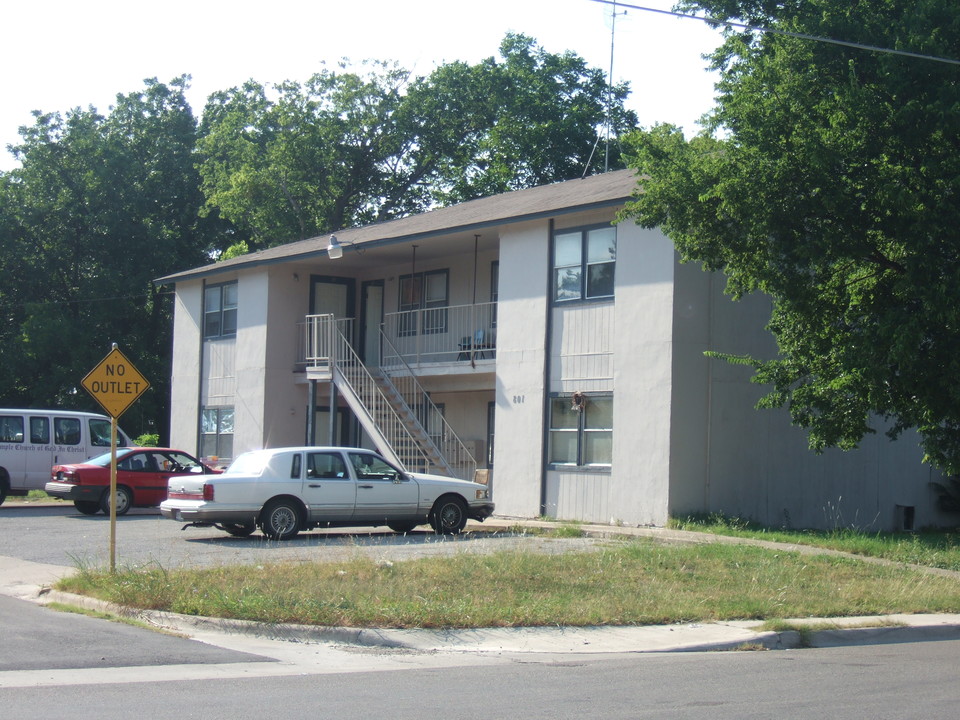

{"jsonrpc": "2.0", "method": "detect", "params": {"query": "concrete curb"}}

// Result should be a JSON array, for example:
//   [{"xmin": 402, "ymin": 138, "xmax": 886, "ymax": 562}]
[{"xmin": 34, "ymin": 587, "xmax": 960, "ymax": 655}]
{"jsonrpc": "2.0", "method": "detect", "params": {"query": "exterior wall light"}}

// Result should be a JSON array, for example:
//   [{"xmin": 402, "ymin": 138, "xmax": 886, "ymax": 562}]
[{"xmin": 327, "ymin": 234, "xmax": 343, "ymax": 259}]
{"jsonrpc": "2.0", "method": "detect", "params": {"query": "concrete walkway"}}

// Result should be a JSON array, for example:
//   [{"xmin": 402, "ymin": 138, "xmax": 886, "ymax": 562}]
[{"xmin": 2, "ymin": 516, "xmax": 959, "ymax": 654}]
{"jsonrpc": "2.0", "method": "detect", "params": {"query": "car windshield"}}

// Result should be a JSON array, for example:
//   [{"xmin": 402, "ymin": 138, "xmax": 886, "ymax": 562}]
[
  {"xmin": 224, "ymin": 451, "xmax": 271, "ymax": 476},
  {"xmin": 83, "ymin": 448, "xmax": 136, "ymax": 468}
]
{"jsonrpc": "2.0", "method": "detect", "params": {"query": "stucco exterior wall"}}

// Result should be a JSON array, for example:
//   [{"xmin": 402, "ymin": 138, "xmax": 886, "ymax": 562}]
[
  {"xmin": 261, "ymin": 266, "xmax": 311, "ymax": 449},
  {"xmin": 607, "ymin": 223, "xmax": 676, "ymax": 526},
  {"xmin": 666, "ymin": 257, "xmax": 713, "ymax": 516},
  {"xmin": 427, "ymin": 389, "xmax": 494, "ymax": 465},
  {"xmin": 231, "ymin": 271, "xmax": 268, "ymax": 455},
  {"xmin": 491, "ymin": 220, "xmax": 550, "ymax": 517},
  {"xmin": 168, "ymin": 281, "xmax": 203, "ymax": 455},
  {"xmin": 692, "ymin": 279, "xmax": 942, "ymax": 531}
]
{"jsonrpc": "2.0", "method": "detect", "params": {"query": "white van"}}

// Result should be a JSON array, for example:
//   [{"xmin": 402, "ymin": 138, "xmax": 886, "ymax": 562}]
[{"xmin": 0, "ymin": 409, "xmax": 134, "ymax": 505}]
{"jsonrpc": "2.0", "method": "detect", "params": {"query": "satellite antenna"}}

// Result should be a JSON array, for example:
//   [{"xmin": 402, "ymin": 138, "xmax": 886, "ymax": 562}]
[
  {"xmin": 583, "ymin": 0, "xmax": 628, "ymax": 177},
  {"xmin": 605, "ymin": 1, "xmax": 621, "ymax": 172}
]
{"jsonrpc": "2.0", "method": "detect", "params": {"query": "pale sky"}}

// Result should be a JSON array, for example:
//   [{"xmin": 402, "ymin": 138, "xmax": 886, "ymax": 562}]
[{"xmin": 1, "ymin": 0, "xmax": 725, "ymax": 171}]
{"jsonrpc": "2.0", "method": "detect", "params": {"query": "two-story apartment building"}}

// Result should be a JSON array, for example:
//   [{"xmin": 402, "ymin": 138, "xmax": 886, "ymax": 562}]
[{"xmin": 157, "ymin": 169, "xmax": 951, "ymax": 531}]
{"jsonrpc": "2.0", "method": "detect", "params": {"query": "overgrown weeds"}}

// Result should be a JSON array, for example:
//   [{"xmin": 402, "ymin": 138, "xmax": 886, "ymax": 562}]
[{"xmin": 57, "ymin": 539, "xmax": 960, "ymax": 629}]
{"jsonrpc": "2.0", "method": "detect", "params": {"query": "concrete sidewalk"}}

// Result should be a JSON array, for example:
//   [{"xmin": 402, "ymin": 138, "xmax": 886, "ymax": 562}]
[
  {"xmin": 2, "ymin": 517, "xmax": 960, "ymax": 654},
  {"xmin": 99, "ymin": 604, "xmax": 960, "ymax": 654}
]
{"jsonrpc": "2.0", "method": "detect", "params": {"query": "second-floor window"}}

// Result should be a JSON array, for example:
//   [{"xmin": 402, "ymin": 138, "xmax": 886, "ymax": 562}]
[
  {"xmin": 399, "ymin": 269, "xmax": 449, "ymax": 335},
  {"xmin": 204, "ymin": 282, "xmax": 238, "ymax": 339},
  {"xmin": 554, "ymin": 226, "xmax": 617, "ymax": 302}
]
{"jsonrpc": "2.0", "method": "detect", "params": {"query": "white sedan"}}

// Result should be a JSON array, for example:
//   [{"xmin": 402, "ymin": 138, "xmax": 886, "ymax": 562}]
[{"xmin": 159, "ymin": 446, "xmax": 495, "ymax": 540}]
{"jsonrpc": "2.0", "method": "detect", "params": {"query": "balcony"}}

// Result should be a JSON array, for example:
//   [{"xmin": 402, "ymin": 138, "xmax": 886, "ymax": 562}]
[
  {"xmin": 382, "ymin": 301, "xmax": 496, "ymax": 369},
  {"xmin": 299, "ymin": 301, "xmax": 496, "ymax": 374}
]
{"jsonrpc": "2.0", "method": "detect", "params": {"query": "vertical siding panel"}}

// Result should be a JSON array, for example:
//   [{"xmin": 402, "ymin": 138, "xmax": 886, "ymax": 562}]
[{"xmin": 548, "ymin": 302, "xmax": 615, "ymax": 521}]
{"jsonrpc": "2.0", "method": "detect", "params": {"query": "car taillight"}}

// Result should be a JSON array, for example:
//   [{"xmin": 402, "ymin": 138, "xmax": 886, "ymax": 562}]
[{"xmin": 203, "ymin": 483, "xmax": 215, "ymax": 501}]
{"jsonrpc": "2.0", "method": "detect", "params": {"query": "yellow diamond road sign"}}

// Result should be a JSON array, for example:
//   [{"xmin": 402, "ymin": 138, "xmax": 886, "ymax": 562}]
[{"xmin": 82, "ymin": 347, "xmax": 150, "ymax": 418}]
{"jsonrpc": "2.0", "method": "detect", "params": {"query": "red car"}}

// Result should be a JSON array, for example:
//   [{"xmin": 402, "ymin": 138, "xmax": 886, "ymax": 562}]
[{"xmin": 46, "ymin": 447, "xmax": 223, "ymax": 516}]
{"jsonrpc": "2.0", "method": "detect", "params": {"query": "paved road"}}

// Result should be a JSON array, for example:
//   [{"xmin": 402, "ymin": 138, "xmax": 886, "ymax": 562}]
[
  {"xmin": 0, "ymin": 593, "xmax": 269, "ymax": 672},
  {"xmin": 3, "ymin": 630, "xmax": 960, "ymax": 719}
]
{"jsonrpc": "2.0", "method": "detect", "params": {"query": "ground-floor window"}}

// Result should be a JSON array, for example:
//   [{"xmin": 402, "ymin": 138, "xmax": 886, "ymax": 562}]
[
  {"xmin": 201, "ymin": 406, "xmax": 234, "ymax": 462},
  {"xmin": 548, "ymin": 394, "xmax": 612, "ymax": 467}
]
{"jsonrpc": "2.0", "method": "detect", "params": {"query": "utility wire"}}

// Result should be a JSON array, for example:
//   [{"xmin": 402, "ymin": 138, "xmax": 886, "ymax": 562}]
[{"xmin": 589, "ymin": 0, "xmax": 960, "ymax": 66}]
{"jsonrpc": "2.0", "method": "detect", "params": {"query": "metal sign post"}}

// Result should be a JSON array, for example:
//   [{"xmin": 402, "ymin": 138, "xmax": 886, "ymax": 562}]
[
  {"xmin": 110, "ymin": 416, "xmax": 117, "ymax": 567},
  {"xmin": 81, "ymin": 343, "xmax": 150, "ymax": 572}
]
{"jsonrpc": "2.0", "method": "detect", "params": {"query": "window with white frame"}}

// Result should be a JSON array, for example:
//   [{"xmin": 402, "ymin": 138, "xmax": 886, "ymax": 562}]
[
  {"xmin": 398, "ymin": 269, "xmax": 448, "ymax": 335},
  {"xmin": 201, "ymin": 406, "xmax": 234, "ymax": 461},
  {"xmin": 548, "ymin": 394, "xmax": 612, "ymax": 466},
  {"xmin": 204, "ymin": 282, "xmax": 238, "ymax": 339},
  {"xmin": 553, "ymin": 226, "xmax": 617, "ymax": 302}
]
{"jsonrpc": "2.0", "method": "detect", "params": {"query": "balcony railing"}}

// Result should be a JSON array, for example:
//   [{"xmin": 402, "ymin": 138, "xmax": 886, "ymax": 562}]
[
  {"xmin": 379, "ymin": 331, "xmax": 478, "ymax": 478},
  {"xmin": 382, "ymin": 301, "xmax": 496, "ymax": 368},
  {"xmin": 300, "ymin": 317, "xmax": 354, "ymax": 371}
]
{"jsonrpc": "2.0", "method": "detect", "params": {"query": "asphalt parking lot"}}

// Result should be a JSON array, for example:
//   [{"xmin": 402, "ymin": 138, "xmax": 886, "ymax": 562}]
[{"xmin": 0, "ymin": 500, "xmax": 615, "ymax": 572}]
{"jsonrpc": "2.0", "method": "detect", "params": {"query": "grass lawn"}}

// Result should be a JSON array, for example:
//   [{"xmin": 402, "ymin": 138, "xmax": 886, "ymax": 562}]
[
  {"xmin": 669, "ymin": 514, "xmax": 960, "ymax": 571},
  {"xmin": 57, "ymin": 529, "xmax": 960, "ymax": 629},
  {"xmin": 5, "ymin": 490, "xmax": 59, "ymax": 503}
]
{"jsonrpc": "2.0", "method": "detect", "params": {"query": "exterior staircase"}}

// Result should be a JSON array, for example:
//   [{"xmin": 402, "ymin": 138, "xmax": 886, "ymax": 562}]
[{"xmin": 315, "ymin": 318, "xmax": 476, "ymax": 479}]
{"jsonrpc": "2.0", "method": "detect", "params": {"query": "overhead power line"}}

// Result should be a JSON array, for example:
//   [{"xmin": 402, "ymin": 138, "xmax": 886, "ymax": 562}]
[{"xmin": 589, "ymin": 0, "xmax": 960, "ymax": 66}]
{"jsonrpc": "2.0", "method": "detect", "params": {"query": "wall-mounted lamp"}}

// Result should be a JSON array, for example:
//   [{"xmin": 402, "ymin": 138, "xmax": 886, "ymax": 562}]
[
  {"xmin": 326, "ymin": 234, "xmax": 343, "ymax": 259},
  {"xmin": 327, "ymin": 234, "xmax": 364, "ymax": 260}
]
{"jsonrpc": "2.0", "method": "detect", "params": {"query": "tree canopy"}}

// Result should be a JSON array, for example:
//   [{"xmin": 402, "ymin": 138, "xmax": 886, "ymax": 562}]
[
  {"xmin": 197, "ymin": 33, "xmax": 638, "ymax": 249},
  {"xmin": 0, "ymin": 77, "xmax": 227, "ymax": 435},
  {"xmin": 623, "ymin": 0, "xmax": 960, "ymax": 471},
  {"xmin": 0, "ymin": 34, "xmax": 635, "ymax": 431}
]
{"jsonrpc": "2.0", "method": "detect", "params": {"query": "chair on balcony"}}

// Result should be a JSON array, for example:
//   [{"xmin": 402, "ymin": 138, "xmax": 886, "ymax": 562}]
[{"xmin": 458, "ymin": 329, "xmax": 494, "ymax": 360}]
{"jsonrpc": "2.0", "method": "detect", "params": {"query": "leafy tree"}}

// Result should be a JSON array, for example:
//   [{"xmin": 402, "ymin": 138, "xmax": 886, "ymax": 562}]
[
  {"xmin": 623, "ymin": 1, "xmax": 960, "ymax": 471},
  {"xmin": 197, "ymin": 34, "xmax": 638, "ymax": 248},
  {"xmin": 429, "ymin": 33, "xmax": 638, "ymax": 204},
  {"xmin": 0, "ymin": 77, "xmax": 228, "ymax": 439},
  {"xmin": 197, "ymin": 64, "xmax": 415, "ymax": 247}
]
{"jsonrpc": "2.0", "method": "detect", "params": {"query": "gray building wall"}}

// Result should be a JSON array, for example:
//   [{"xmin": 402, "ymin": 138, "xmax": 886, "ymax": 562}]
[{"xmin": 670, "ymin": 264, "xmax": 946, "ymax": 531}]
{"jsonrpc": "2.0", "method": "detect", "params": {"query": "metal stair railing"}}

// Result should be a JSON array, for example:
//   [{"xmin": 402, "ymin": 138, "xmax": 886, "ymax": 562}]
[
  {"xmin": 378, "ymin": 330, "xmax": 478, "ymax": 481},
  {"xmin": 330, "ymin": 324, "xmax": 443, "ymax": 474}
]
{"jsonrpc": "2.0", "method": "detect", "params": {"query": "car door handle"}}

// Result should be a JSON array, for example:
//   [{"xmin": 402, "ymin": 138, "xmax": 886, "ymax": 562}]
[
  {"xmin": 308, "ymin": 483, "xmax": 322, "ymax": 488},
  {"xmin": 359, "ymin": 484, "xmax": 374, "ymax": 489}
]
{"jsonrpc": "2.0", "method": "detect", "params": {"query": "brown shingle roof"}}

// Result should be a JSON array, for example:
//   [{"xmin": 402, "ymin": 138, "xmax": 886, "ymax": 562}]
[{"xmin": 156, "ymin": 169, "xmax": 639, "ymax": 284}]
